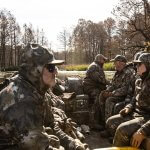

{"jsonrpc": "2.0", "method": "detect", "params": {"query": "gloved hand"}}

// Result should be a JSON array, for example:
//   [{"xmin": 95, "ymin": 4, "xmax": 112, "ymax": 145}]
[
  {"xmin": 131, "ymin": 131, "xmax": 146, "ymax": 148},
  {"xmin": 119, "ymin": 107, "xmax": 132, "ymax": 117}
]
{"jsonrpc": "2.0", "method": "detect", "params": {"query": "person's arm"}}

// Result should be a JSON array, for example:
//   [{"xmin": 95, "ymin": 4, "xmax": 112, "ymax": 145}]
[
  {"xmin": 87, "ymin": 65, "xmax": 107, "ymax": 85},
  {"xmin": 131, "ymin": 129, "xmax": 146, "ymax": 148},
  {"xmin": 137, "ymin": 120, "xmax": 150, "ymax": 137},
  {"xmin": 112, "ymin": 72, "xmax": 135, "ymax": 97},
  {"xmin": 124, "ymin": 77, "xmax": 141, "ymax": 110},
  {"xmin": 45, "ymin": 103, "xmax": 85, "ymax": 150}
]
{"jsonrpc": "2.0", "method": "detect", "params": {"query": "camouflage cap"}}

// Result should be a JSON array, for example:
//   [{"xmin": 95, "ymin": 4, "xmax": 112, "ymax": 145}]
[
  {"xmin": 134, "ymin": 53, "xmax": 150, "ymax": 64},
  {"xmin": 19, "ymin": 43, "xmax": 65, "ymax": 92},
  {"xmin": 110, "ymin": 55, "xmax": 127, "ymax": 63},
  {"xmin": 20, "ymin": 43, "xmax": 64, "ymax": 66},
  {"xmin": 94, "ymin": 54, "xmax": 108, "ymax": 62},
  {"xmin": 133, "ymin": 51, "xmax": 145, "ymax": 62}
]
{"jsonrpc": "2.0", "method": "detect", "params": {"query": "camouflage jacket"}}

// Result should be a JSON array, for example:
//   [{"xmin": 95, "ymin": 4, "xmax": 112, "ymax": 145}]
[
  {"xmin": 107, "ymin": 65, "xmax": 135, "ymax": 97},
  {"xmin": 126, "ymin": 73, "xmax": 150, "ymax": 114},
  {"xmin": 0, "ymin": 44, "xmax": 75, "ymax": 149},
  {"xmin": 46, "ymin": 89, "xmax": 65, "ymax": 110},
  {"xmin": 125, "ymin": 73, "xmax": 150, "ymax": 136},
  {"xmin": 83, "ymin": 62, "xmax": 108, "ymax": 89},
  {"xmin": 0, "ymin": 75, "xmax": 74, "ymax": 147}
]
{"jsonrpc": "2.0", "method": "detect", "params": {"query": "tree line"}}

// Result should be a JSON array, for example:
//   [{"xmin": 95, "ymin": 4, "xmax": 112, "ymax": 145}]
[
  {"xmin": 0, "ymin": 0, "xmax": 150, "ymax": 69},
  {"xmin": 0, "ymin": 9, "xmax": 49, "ymax": 70},
  {"xmin": 57, "ymin": 0, "xmax": 150, "ymax": 64}
]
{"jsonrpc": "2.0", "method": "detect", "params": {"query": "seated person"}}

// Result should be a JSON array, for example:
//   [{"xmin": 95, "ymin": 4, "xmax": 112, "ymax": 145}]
[
  {"xmin": 0, "ymin": 43, "xmax": 87, "ymax": 150},
  {"xmin": 83, "ymin": 54, "xmax": 109, "ymax": 129},
  {"xmin": 106, "ymin": 53, "xmax": 150, "ymax": 149},
  {"xmin": 101, "ymin": 55, "xmax": 140, "ymax": 139},
  {"xmin": 113, "ymin": 51, "xmax": 144, "ymax": 115},
  {"xmin": 99, "ymin": 55, "xmax": 135, "ymax": 124},
  {"xmin": 83, "ymin": 54, "xmax": 108, "ymax": 103}
]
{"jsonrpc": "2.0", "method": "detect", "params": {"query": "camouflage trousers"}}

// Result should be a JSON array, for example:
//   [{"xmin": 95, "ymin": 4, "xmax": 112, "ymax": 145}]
[
  {"xmin": 83, "ymin": 86, "xmax": 101, "ymax": 104},
  {"xmin": 89, "ymin": 94, "xmax": 102, "ymax": 125},
  {"xmin": 106, "ymin": 114, "xmax": 148, "ymax": 148},
  {"xmin": 83, "ymin": 87, "xmax": 103, "ymax": 126},
  {"xmin": 99, "ymin": 96, "xmax": 124, "ymax": 124}
]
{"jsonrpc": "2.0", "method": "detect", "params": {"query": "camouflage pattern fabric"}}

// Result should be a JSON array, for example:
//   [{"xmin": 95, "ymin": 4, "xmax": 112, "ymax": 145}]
[
  {"xmin": 46, "ymin": 90, "xmax": 85, "ymax": 142},
  {"xmin": 113, "ymin": 65, "xmax": 137, "ymax": 115},
  {"xmin": 83, "ymin": 61, "xmax": 108, "ymax": 126},
  {"xmin": 99, "ymin": 64, "xmax": 135, "ymax": 122},
  {"xmin": 0, "ymin": 44, "xmax": 82, "ymax": 150},
  {"xmin": 46, "ymin": 89, "xmax": 65, "ymax": 110},
  {"xmin": 83, "ymin": 61, "xmax": 107, "ymax": 101},
  {"xmin": 106, "ymin": 72, "xmax": 150, "ymax": 148},
  {"xmin": 107, "ymin": 114, "xmax": 147, "ymax": 146},
  {"xmin": 106, "ymin": 64, "xmax": 135, "ymax": 96},
  {"xmin": 105, "ymin": 96, "xmax": 124, "ymax": 122},
  {"xmin": 46, "ymin": 90, "xmax": 88, "ymax": 148},
  {"xmin": 52, "ymin": 107, "xmax": 85, "ymax": 142}
]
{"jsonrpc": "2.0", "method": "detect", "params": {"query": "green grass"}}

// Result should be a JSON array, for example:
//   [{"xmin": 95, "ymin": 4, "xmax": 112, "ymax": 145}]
[
  {"xmin": 64, "ymin": 64, "xmax": 88, "ymax": 71},
  {"xmin": 104, "ymin": 62, "xmax": 115, "ymax": 71},
  {"xmin": 61, "ymin": 62, "xmax": 115, "ymax": 71}
]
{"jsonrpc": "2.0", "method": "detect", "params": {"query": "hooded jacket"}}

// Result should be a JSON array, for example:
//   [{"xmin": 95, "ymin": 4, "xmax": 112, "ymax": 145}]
[{"xmin": 0, "ymin": 44, "xmax": 74, "ymax": 149}]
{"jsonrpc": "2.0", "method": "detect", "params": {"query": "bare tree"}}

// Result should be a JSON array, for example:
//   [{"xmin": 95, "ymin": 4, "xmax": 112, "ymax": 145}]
[
  {"xmin": 113, "ymin": 0, "xmax": 150, "ymax": 55},
  {"xmin": 104, "ymin": 17, "xmax": 116, "ymax": 59},
  {"xmin": 22, "ymin": 23, "xmax": 35, "ymax": 45},
  {"xmin": 70, "ymin": 19, "xmax": 108, "ymax": 64},
  {"xmin": 39, "ymin": 28, "xmax": 48, "ymax": 46},
  {"xmin": 57, "ymin": 29, "xmax": 70, "ymax": 63},
  {"xmin": 0, "ymin": 9, "xmax": 12, "ymax": 69}
]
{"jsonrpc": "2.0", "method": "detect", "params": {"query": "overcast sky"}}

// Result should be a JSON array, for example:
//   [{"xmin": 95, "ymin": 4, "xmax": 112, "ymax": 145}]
[{"xmin": 0, "ymin": 0, "xmax": 119, "ymax": 50}]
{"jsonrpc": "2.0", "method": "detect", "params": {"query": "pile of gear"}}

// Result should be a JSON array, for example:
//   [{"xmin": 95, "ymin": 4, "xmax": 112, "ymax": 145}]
[{"xmin": 52, "ymin": 76, "xmax": 90, "ymax": 126}]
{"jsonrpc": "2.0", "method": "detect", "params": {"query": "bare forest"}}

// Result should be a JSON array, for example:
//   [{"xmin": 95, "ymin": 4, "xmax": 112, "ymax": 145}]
[{"xmin": 0, "ymin": 0, "xmax": 150, "ymax": 70}]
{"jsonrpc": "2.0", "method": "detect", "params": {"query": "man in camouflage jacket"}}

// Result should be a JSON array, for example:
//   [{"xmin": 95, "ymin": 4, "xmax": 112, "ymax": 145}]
[
  {"xmin": 106, "ymin": 53, "xmax": 150, "ymax": 149},
  {"xmin": 83, "ymin": 54, "xmax": 109, "ymax": 128},
  {"xmin": 99, "ymin": 55, "xmax": 135, "ymax": 123},
  {"xmin": 83, "ymin": 54, "xmax": 108, "ymax": 103},
  {"xmin": 0, "ymin": 44, "xmax": 86, "ymax": 150},
  {"xmin": 113, "ymin": 51, "xmax": 145, "ymax": 115}
]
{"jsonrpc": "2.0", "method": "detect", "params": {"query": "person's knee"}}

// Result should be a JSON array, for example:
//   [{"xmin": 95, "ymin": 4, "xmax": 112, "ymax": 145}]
[
  {"xmin": 106, "ymin": 115, "xmax": 121, "ymax": 136},
  {"xmin": 116, "ymin": 123, "xmax": 129, "ymax": 140},
  {"xmin": 105, "ymin": 116, "xmax": 117, "ymax": 136},
  {"xmin": 114, "ymin": 102, "xmax": 125, "ymax": 115},
  {"xmin": 113, "ymin": 124, "xmax": 130, "ymax": 146},
  {"xmin": 106, "ymin": 116, "xmax": 114, "ymax": 128}
]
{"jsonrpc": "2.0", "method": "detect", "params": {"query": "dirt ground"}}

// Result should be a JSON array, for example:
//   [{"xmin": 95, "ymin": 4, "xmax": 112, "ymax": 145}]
[{"xmin": 85, "ymin": 130, "xmax": 111, "ymax": 150}]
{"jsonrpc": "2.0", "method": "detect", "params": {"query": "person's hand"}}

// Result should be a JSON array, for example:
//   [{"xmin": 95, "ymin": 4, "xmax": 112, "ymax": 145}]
[
  {"xmin": 102, "ymin": 91, "xmax": 113, "ymax": 98},
  {"xmin": 119, "ymin": 107, "xmax": 132, "ymax": 116},
  {"xmin": 131, "ymin": 131, "xmax": 146, "ymax": 148},
  {"xmin": 74, "ymin": 139, "xmax": 87, "ymax": 150}
]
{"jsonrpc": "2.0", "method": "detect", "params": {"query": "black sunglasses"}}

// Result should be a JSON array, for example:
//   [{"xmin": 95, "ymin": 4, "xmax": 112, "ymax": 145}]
[{"xmin": 45, "ymin": 64, "xmax": 56, "ymax": 73}]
